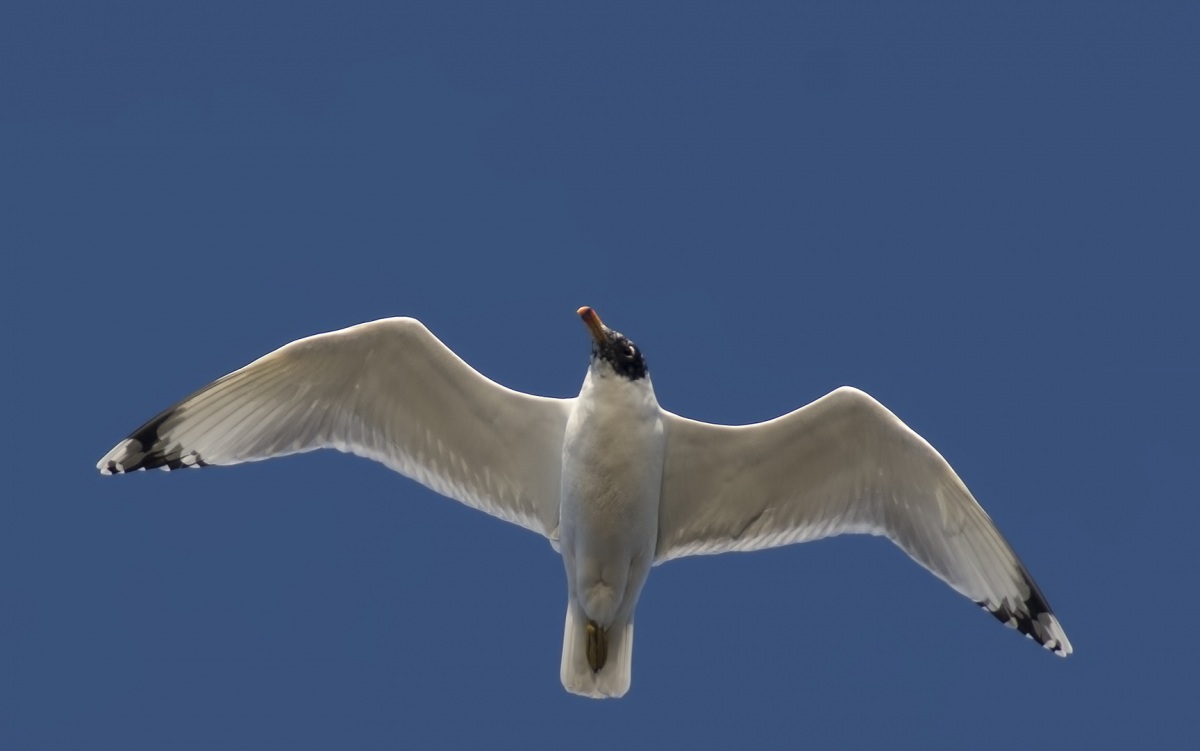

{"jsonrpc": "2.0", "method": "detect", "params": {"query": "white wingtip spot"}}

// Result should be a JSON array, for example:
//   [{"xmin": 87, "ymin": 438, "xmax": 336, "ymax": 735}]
[
  {"xmin": 1041, "ymin": 613, "xmax": 1073, "ymax": 657},
  {"xmin": 97, "ymin": 438, "xmax": 143, "ymax": 475}
]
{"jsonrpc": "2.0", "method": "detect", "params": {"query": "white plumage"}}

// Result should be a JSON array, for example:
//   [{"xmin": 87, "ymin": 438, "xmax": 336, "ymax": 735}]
[{"xmin": 98, "ymin": 309, "xmax": 1071, "ymax": 698}]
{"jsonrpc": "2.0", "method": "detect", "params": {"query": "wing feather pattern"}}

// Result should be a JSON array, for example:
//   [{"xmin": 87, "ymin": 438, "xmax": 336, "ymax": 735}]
[
  {"xmin": 98, "ymin": 318, "xmax": 572, "ymax": 540},
  {"xmin": 656, "ymin": 386, "xmax": 1071, "ymax": 656}
]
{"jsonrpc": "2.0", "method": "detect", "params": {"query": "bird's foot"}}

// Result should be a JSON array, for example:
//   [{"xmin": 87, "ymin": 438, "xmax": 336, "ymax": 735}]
[{"xmin": 585, "ymin": 620, "xmax": 608, "ymax": 673}]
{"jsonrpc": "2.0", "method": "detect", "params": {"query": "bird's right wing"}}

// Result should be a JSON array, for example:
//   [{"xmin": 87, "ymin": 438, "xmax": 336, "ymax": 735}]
[
  {"xmin": 98, "ymin": 318, "xmax": 573, "ymax": 541},
  {"xmin": 656, "ymin": 386, "xmax": 1071, "ymax": 656}
]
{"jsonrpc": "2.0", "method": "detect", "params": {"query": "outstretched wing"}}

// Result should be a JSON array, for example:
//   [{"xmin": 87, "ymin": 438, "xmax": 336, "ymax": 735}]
[
  {"xmin": 656, "ymin": 386, "xmax": 1071, "ymax": 656},
  {"xmin": 98, "ymin": 317, "xmax": 572, "ymax": 540}
]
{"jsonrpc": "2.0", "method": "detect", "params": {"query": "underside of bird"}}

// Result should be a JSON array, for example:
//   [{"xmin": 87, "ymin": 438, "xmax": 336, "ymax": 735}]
[{"xmin": 96, "ymin": 313, "xmax": 1073, "ymax": 701}]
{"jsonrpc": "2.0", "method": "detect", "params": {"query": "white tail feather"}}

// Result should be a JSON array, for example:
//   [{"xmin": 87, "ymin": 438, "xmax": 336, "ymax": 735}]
[{"xmin": 560, "ymin": 602, "xmax": 634, "ymax": 699}]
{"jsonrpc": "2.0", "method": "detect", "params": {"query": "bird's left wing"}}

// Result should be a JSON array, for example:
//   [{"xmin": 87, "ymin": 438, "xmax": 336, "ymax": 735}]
[
  {"xmin": 98, "ymin": 318, "xmax": 572, "ymax": 540},
  {"xmin": 655, "ymin": 386, "xmax": 1071, "ymax": 656}
]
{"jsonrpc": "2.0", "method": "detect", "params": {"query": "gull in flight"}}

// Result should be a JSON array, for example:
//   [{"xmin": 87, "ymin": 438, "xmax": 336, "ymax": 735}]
[{"xmin": 98, "ymin": 307, "xmax": 1071, "ymax": 698}]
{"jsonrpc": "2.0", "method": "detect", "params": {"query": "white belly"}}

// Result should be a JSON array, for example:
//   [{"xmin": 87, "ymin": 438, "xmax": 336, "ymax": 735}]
[{"xmin": 559, "ymin": 371, "xmax": 665, "ymax": 627}]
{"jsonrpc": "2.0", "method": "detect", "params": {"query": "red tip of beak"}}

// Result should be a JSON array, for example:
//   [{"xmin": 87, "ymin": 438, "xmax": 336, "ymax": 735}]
[{"xmin": 577, "ymin": 306, "xmax": 606, "ymax": 342}]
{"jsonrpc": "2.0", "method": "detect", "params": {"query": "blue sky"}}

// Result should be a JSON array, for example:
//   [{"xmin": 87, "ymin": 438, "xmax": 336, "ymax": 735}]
[{"xmin": 4, "ymin": 2, "xmax": 1197, "ymax": 748}]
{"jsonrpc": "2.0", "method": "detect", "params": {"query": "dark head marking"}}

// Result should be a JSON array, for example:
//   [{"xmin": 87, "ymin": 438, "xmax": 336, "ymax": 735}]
[{"xmin": 577, "ymin": 306, "xmax": 648, "ymax": 381}]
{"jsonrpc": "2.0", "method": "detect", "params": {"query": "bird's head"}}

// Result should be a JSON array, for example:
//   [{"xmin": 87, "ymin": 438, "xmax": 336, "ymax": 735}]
[{"xmin": 577, "ymin": 307, "xmax": 648, "ymax": 381}]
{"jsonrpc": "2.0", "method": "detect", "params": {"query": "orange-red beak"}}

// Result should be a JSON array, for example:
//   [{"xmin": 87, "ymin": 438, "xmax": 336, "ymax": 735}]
[{"xmin": 577, "ymin": 306, "xmax": 607, "ymax": 344}]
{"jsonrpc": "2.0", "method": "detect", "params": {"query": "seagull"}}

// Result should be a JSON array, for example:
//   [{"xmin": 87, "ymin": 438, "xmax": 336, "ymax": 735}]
[{"xmin": 98, "ymin": 307, "xmax": 1071, "ymax": 698}]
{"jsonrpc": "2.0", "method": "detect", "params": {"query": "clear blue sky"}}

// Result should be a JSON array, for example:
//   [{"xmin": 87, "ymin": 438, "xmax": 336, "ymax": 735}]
[{"xmin": 4, "ymin": 2, "xmax": 1196, "ymax": 748}]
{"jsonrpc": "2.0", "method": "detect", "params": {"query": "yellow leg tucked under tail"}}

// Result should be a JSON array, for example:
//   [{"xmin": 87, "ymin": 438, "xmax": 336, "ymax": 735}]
[
  {"xmin": 561, "ymin": 603, "xmax": 634, "ymax": 698},
  {"xmin": 585, "ymin": 620, "xmax": 608, "ymax": 673}
]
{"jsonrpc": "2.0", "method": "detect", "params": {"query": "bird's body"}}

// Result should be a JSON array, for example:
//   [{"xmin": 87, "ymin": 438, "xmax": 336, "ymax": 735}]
[
  {"xmin": 98, "ymin": 308, "xmax": 1072, "ymax": 698},
  {"xmin": 559, "ymin": 352, "xmax": 664, "ymax": 696}
]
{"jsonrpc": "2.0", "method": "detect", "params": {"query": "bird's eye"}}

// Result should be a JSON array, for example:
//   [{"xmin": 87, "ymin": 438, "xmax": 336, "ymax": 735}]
[{"xmin": 625, "ymin": 344, "xmax": 637, "ymax": 358}]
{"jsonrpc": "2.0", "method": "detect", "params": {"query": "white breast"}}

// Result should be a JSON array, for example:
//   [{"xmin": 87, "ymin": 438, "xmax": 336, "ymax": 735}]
[{"xmin": 559, "ymin": 365, "xmax": 665, "ymax": 623}]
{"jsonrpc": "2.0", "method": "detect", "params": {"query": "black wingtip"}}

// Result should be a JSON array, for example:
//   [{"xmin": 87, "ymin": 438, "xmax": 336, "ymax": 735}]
[
  {"xmin": 976, "ymin": 572, "xmax": 1071, "ymax": 656},
  {"xmin": 99, "ymin": 408, "xmax": 210, "ymax": 474}
]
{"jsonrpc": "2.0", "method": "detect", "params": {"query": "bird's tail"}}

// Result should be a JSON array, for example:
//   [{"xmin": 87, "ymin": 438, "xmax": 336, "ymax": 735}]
[{"xmin": 560, "ymin": 601, "xmax": 634, "ymax": 699}]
